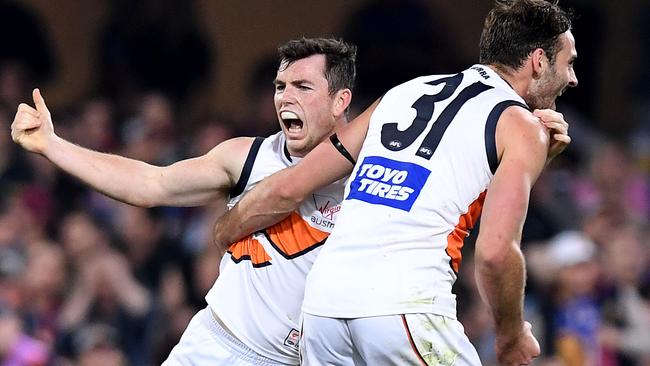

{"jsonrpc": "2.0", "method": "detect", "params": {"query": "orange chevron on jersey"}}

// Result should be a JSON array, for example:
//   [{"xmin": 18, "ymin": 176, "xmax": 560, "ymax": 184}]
[
  {"xmin": 227, "ymin": 236, "xmax": 272, "ymax": 267},
  {"xmin": 446, "ymin": 190, "xmax": 487, "ymax": 273},
  {"xmin": 265, "ymin": 211, "xmax": 329, "ymax": 259},
  {"xmin": 227, "ymin": 212, "xmax": 329, "ymax": 267}
]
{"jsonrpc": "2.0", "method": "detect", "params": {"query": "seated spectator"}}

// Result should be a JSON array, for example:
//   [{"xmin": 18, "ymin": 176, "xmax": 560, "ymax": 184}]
[{"xmin": 0, "ymin": 304, "xmax": 49, "ymax": 366}]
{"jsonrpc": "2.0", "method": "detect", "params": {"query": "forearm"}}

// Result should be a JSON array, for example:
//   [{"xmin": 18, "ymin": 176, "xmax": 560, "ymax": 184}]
[
  {"xmin": 475, "ymin": 242, "xmax": 526, "ymax": 337},
  {"xmin": 213, "ymin": 134, "xmax": 356, "ymax": 250},
  {"xmin": 215, "ymin": 201, "xmax": 294, "ymax": 247},
  {"xmin": 44, "ymin": 135, "xmax": 163, "ymax": 207},
  {"xmin": 213, "ymin": 171, "xmax": 301, "ymax": 250}
]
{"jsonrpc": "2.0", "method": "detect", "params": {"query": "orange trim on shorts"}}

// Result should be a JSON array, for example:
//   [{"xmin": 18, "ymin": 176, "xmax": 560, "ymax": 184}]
[
  {"xmin": 401, "ymin": 315, "xmax": 428, "ymax": 366},
  {"xmin": 446, "ymin": 190, "xmax": 486, "ymax": 273},
  {"xmin": 265, "ymin": 212, "xmax": 329, "ymax": 259}
]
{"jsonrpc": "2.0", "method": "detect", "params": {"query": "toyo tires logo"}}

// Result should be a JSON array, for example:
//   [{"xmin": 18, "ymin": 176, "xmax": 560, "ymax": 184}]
[{"xmin": 346, "ymin": 156, "xmax": 430, "ymax": 211}]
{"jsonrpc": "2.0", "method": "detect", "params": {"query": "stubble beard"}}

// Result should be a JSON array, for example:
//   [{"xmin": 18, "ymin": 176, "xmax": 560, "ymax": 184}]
[{"xmin": 528, "ymin": 67, "xmax": 564, "ymax": 110}]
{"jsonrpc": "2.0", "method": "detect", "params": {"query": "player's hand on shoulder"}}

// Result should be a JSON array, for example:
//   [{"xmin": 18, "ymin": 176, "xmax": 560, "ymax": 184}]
[
  {"xmin": 533, "ymin": 109, "xmax": 571, "ymax": 163},
  {"xmin": 11, "ymin": 88, "xmax": 56, "ymax": 154},
  {"xmin": 495, "ymin": 321, "xmax": 540, "ymax": 366}
]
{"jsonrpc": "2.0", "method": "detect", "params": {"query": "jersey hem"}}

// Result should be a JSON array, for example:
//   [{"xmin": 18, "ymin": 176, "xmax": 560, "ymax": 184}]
[{"xmin": 301, "ymin": 305, "xmax": 458, "ymax": 321}]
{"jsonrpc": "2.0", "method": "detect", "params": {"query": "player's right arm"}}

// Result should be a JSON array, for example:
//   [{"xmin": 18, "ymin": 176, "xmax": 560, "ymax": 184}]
[
  {"xmin": 212, "ymin": 99, "xmax": 379, "ymax": 250},
  {"xmin": 11, "ymin": 89, "xmax": 250, "ymax": 207}
]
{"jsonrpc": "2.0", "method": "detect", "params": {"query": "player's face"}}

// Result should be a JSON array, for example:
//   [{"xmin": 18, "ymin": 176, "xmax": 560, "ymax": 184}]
[
  {"xmin": 274, "ymin": 54, "xmax": 340, "ymax": 157},
  {"xmin": 528, "ymin": 31, "xmax": 578, "ymax": 110}
]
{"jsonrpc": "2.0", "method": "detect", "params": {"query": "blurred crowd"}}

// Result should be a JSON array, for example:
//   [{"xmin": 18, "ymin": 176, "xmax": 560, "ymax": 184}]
[{"xmin": 0, "ymin": 0, "xmax": 648, "ymax": 365}]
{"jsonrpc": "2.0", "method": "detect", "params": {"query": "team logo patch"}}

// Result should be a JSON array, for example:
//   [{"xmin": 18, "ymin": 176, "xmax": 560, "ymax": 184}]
[
  {"xmin": 347, "ymin": 156, "xmax": 430, "ymax": 211},
  {"xmin": 312, "ymin": 194, "xmax": 341, "ymax": 221},
  {"xmin": 284, "ymin": 328, "xmax": 300, "ymax": 349},
  {"xmin": 311, "ymin": 194, "xmax": 341, "ymax": 229}
]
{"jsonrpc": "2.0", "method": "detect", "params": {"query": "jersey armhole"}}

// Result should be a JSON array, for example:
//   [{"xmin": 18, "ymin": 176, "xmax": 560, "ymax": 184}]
[
  {"xmin": 484, "ymin": 101, "xmax": 529, "ymax": 174},
  {"xmin": 329, "ymin": 133, "xmax": 356, "ymax": 165},
  {"xmin": 229, "ymin": 136, "xmax": 265, "ymax": 198}
]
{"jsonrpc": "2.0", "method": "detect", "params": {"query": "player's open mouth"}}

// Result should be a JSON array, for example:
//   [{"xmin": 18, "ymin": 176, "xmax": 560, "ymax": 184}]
[{"xmin": 281, "ymin": 111, "xmax": 303, "ymax": 133}]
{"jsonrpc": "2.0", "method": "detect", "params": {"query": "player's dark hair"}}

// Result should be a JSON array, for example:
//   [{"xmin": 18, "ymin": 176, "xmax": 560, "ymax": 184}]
[
  {"xmin": 278, "ymin": 37, "xmax": 357, "ymax": 95},
  {"xmin": 479, "ymin": 0, "xmax": 572, "ymax": 69}
]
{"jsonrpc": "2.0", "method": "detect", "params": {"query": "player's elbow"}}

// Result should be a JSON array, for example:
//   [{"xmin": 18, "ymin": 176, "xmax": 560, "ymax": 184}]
[
  {"xmin": 475, "ymin": 237, "xmax": 519, "ymax": 270},
  {"xmin": 128, "ymin": 180, "xmax": 165, "ymax": 208},
  {"xmin": 137, "ymin": 169, "xmax": 177, "ymax": 207},
  {"xmin": 136, "ymin": 198, "xmax": 158, "ymax": 209},
  {"xmin": 121, "ymin": 193, "xmax": 158, "ymax": 208}
]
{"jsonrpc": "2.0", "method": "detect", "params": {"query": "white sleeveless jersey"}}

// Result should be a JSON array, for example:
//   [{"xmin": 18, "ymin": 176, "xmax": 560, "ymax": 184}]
[
  {"xmin": 206, "ymin": 131, "xmax": 345, "ymax": 364},
  {"xmin": 302, "ymin": 65, "xmax": 528, "ymax": 319}
]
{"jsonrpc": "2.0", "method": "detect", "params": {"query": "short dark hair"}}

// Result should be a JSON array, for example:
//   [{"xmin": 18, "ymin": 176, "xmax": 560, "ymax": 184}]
[
  {"xmin": 479, "ymin": 0, "xmax": 572, "ymax": 69},
  {"xmin": 278, "ymin": 37, "xmax": 357, "ymax": 95}
]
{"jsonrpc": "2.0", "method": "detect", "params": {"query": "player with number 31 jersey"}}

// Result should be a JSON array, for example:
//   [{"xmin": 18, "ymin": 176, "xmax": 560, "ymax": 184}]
[{"xmin": 302, "ymin": 65, "xmax": 526, "ymax": 319}]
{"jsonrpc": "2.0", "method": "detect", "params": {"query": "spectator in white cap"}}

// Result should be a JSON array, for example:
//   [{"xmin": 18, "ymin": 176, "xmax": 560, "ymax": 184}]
[{"xmin": 544, "ymin": 230, "xmax": 601, "ymax": 366}]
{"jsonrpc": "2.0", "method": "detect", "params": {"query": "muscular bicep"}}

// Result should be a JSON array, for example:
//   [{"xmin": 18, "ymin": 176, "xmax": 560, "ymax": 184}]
[
  {"xmin": 155, "ymin": 137, "xmax": 253, "ymax": 206},
  {"xmin": 477, "ymin": 108, "xmax": 549, "ymax": 256}
]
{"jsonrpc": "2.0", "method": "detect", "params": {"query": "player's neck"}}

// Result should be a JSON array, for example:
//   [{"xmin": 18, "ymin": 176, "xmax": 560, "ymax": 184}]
[{"xmin": 487, "ymin": 64, "xmax": 530, "ymax": 101}]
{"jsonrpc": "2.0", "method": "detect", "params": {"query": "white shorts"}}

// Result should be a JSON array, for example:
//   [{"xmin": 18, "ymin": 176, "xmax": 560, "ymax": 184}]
[
  {"xmin": 162, "ymin": 307, "xmax": 294, "ymax": 366},
  {"xmin": 300, "ymin": 313, "xmax": 482, "ymax": 366}
]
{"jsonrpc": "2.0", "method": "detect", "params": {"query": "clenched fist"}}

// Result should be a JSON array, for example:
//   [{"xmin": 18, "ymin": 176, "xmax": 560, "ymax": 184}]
[
  {"xmin": 496, "ymin": 321, "xmax": 541, "ymax": 366},
  {"xmin": 11, "ymin": 88, "xmax": 55, "ymax": 155}
]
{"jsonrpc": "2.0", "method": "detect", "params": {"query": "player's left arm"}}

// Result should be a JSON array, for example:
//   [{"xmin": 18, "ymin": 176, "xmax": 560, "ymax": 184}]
[
  {"xmin": 212, "ymin": 99, "xmax": 379, "ymax": 250},
  {"xmin": 474, "ymin": 106, "xmax": 549, "ymax": 364}
]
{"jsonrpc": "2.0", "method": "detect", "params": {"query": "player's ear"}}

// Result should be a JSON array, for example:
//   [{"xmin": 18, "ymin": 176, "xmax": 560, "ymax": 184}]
[
  {"xmin": 531, "ymin": 48, "xmax": 546, "ymax": 79},
  {"xmin": 332, "ymin": 89, "xmax": 352, "ymax": 118}
]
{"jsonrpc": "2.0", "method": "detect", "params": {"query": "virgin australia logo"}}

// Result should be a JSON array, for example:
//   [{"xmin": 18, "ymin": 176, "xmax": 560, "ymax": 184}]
[{"xmin": 313, "ymin": 194, "xmax": 341, "ymax": 221}]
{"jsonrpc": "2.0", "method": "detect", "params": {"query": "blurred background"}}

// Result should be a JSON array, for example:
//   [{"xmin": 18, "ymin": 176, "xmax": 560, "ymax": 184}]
[{"xmin": 0, "ymin": 0, "xmax": 648, "ymax": 365}]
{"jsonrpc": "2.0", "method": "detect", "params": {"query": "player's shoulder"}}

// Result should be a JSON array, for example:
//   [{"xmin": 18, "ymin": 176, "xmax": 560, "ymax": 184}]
[
  {"xmin": 497, "ymin": 106, "xmax": 549, "ymax": 152},
  {"xmin": 217, "ymin": 136, "xmax": 257, "ymax": 150},
  {"xmin": 209, "ymin": 136, "xmax": 263, "ymax": 158},
  {"xmin": 500, "ymin": 103, "xmax": 534, "ymax": 120},
  {"xmin": 501, "ymin": 106, "xmax": 545, "ymax": 134},
  {"xmin": 203, "ymin": 136, "xmax": 260, "ymax": 173}
]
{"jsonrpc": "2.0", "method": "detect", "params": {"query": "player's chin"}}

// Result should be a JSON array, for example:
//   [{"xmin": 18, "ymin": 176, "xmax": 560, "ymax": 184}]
[
  {"xmin": 285, "ymin": 139, "xmax": 311, "ymax": 156},
  {"xmin": 286, "ymin": 138, "xmax": 304, "ymax": 149}
]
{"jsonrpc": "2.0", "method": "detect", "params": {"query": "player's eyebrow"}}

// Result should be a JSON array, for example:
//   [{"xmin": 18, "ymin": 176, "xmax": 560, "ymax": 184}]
[{"xmin": 291, "ymin": 79, "xmax": 313, "ymax": 86}]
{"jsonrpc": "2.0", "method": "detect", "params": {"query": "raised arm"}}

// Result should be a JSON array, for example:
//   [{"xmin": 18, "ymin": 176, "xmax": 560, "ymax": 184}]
[
  {"xmin": 212, "ymin": 99, "xmax": 379, "ymax": 250},
  {"xmin": 11, "ymin": 89, "xmax": 250, "ymax": 207},
  {"xmin": 474, "ymin": 106, "xmax": 552, "ymax": 365}
]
